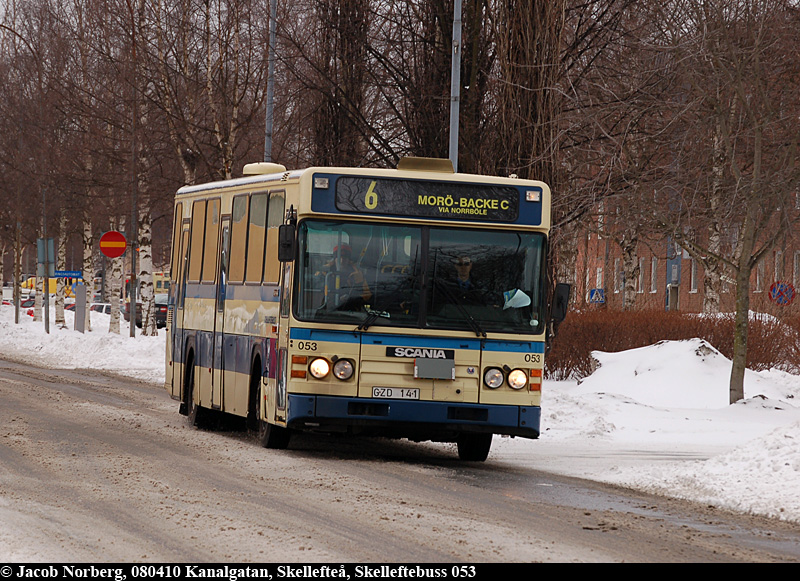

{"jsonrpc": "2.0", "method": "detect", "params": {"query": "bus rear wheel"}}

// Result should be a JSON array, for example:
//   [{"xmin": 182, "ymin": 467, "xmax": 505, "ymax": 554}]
[
  {"xmin": 185, "ymin": 358, "xmax": 210, "ymax": 428},
  {"xmin": 457, "ymin": 433, "xmax": 492, "ymax": 461}
]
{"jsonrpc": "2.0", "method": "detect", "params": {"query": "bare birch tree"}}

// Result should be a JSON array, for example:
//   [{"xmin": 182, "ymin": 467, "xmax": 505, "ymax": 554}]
[{"xmin": 653, "ymin": 0, "xmax": 800, "ymax": 402}]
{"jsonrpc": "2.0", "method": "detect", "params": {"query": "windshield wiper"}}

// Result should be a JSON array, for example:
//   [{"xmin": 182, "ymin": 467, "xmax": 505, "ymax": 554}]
[
  {"xmin": 356, "ymin": 305, "xmax": 393, "ymax": 331},
  {"xmin": 433, "ymin": 279, "xmax": 486, "ymax": 338}
]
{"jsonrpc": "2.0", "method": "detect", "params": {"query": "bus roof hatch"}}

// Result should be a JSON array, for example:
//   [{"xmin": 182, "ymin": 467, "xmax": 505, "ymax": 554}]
[
  {"xmin": 397, "ymin": 157, "xmax": 454, "ymax": 173},
  {"xmin": 242, "ymin": 162, "xmax": 287, "ymax": 175}
]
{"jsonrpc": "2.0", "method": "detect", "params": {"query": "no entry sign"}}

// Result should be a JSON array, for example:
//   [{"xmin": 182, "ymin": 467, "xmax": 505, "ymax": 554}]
[{"xmin": 99, "ymin": 230, "xmax": 127, "ymax": 258}]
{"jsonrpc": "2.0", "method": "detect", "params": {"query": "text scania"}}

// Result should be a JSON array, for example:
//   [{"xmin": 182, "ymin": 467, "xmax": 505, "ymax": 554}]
[
  {"xmin": 354, "ymin": 567, "xmax": 448, "ymax": 578},
  {"xmin": 391, "ymin": 348, "xmax": 449, "ymax": 359}
]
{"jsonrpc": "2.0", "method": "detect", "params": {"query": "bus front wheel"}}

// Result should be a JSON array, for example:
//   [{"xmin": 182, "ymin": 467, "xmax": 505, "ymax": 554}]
[
  {"xmin": 258, "ymin": 420, "xmax": 291, "ymax": 449},
  {"xmin": 457, "ymin": 433, "xmax": 492, "ymax": 461}
]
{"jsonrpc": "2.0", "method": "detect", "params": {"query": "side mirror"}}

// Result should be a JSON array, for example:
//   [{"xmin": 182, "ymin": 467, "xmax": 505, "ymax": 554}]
[
  {"xmin": 551, "ymin": 283, "xmax": 571, "ymax": 323},
  {"xmin": 278, "ymin": 224, "xmax": 296, "ymax": 262}
]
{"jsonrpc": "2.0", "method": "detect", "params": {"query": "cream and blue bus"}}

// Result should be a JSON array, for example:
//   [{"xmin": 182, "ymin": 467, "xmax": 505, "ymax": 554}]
[{"xmin": 166, "ymin": 157, "xmax": 568, "ymax": 461}]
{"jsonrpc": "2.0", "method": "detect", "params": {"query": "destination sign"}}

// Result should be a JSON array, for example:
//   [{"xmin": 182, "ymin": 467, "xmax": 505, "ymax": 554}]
[{"xmin": 335, "ymin": 177, "xmax": 520, "ymax": 222}]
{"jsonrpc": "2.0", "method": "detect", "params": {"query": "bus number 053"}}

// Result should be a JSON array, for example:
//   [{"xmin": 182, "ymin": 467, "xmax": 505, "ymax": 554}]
[
  {"xmin": 297, "ymin": 341, "xmax": 317, "ymax": 351},
  {"xmin": 524, "ymin": 353, "xmax": 541, "ymax": 363}
]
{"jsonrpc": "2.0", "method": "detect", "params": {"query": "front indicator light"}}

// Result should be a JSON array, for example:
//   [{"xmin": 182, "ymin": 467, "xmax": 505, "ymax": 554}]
[
  {"xmin": 530, "ymin": 368, "xmax": 543, "ymax": 391},
  {"xmin": 333, "ymin": 359, "xmax": 354, "ymax": 380},
  {"xmin": 309, "ymin": 358, "xmax": 331, "ymax": 379},
  {"xmin": 484, "ymin": 368, "xmax": 504, "ymax": 389},
  {"xmin": 508, "ymin": 369, "xmax": 528, "ymax": 390}
]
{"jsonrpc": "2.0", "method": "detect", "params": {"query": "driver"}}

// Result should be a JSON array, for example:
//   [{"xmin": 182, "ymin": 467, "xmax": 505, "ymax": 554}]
[{"xmin": 321, "ymin": 244, "xmax": 372, "ymax": 310}]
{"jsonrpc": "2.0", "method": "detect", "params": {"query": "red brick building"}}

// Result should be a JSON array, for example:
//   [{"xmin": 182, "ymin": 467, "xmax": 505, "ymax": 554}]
[{"xmin": 570, "ymin": 227, "xmax": 800, "ymax": 318}]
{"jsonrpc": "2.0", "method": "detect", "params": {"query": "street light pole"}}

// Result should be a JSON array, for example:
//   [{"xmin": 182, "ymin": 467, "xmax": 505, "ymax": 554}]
[{"xmin": 264, "ymin": 0, "xmax": 277, "ymax": 162}]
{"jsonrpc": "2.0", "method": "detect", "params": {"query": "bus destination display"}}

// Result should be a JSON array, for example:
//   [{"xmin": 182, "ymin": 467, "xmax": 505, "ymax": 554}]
[{"xmin": 334, "ymin": 177, "xmax": 520, "ymax": 222}]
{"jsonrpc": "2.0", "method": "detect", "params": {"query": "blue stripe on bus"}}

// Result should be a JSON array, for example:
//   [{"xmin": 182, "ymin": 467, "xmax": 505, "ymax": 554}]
[
  {"xmin": 287, "ymin": 395, "xmax": 541, "ymax": 438},
  {"xmin": 290, "ymin": 328, "xmax": 360, "ymax": 343},
  {"xmin": 289, "ymin": 328, "xmax": 544, "ymax": 353},
  {"xmin": 173, "ymin": 328, "xmax": 266, "ymax": 377},
  {"xmin": 361, "ymin": 334, "xmax": 481, "ymax": 350},
  {"xmin": 483, "ymin": 340, "xmax": 545, "ymax": 353}
]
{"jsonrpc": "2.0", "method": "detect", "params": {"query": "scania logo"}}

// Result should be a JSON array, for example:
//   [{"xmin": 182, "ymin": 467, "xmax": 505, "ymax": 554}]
[{"xmin": 386, "ymin": 347, "xmax": 455, "ymax": 359}]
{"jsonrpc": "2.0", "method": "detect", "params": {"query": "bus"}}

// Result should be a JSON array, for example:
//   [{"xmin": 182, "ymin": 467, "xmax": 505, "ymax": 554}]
[
  {"xmin": 123, "ymin": 271, "xmax": 170, "ymax": 303},
  {"xmin": 166, "ymin": 157, "xmax": 569, "ymax": 461}
]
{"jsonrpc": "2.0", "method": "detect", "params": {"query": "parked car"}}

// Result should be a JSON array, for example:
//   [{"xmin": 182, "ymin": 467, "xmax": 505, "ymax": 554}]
[
  {"xmin": 90, "ymin": 303, "xmax": 112, "ymax": 315},
  {"xmin": 123, "ymin": 294, "xmax": 168, "ymax": 328}
]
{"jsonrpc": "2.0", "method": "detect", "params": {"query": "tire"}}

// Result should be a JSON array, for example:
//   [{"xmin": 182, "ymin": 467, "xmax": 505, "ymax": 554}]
[
  {"xmin": 258, "ymin": 420, "xmax": 291, "ymax": 449},
  {"xmin": 185, "ymin": 359, "xmax": 209, "ymax": 428},
  {"xmin": 457, "ymin": 433, "xmax": 492, "ymax": 461},
  {"xmin": 249, "ymin": 359, "xmax": 291, "ymax": 449}
]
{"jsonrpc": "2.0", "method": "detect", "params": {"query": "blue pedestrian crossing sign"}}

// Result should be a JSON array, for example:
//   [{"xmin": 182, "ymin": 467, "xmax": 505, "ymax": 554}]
[{"xmin": 589, "ymin": 288, "xmax": 605, "ymax": 304}]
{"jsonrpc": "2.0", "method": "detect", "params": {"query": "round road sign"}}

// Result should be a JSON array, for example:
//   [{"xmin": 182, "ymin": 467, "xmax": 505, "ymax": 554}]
[
  {"xmin": 769, "ymin": 281, "xmax": 796, "ymax": 306},
  {"xmin": 99, "ymin": 230, "xmax": 127, "ymax": 258}
]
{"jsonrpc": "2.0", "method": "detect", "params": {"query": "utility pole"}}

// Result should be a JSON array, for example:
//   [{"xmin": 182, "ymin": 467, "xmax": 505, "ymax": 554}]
[
  {"xmin": 42, "ymin": 186, "xmax": 50, "ymax": 335},
  {"xmin": 448, "ymin": 0, "xmax": 462, "ymax": 172},
  {"xmin": 126, "ymin": 0, "xmax": 138, "ymax": 338}
]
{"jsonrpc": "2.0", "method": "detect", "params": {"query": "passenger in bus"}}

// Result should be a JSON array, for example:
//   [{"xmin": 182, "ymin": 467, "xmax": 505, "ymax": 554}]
[{"xmin": 319, "ymin": 244, "xmax": 372, "ymax": 310}]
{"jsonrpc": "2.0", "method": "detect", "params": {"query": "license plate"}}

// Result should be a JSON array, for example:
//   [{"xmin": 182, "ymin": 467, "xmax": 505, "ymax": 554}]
[{"xmin": 372, "ymin": 387, "xmax": 420, "ymax": 400}]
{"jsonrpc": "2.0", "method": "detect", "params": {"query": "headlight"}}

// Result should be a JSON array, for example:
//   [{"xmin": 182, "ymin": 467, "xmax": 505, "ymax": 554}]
[
  {"xmin": 333, "ymin": 359, "xmax": 354, "ymax": 380},
  {"xmin": 483, "ymin": 367, "xmax": 504, "ymax": 389},
  {"xmin": 507, "ymin": 369, "xmax": 527, "ymax": 390},
  {"xmin": 309, "ymin": 358, "xmax": 330, "ymax": 379}
]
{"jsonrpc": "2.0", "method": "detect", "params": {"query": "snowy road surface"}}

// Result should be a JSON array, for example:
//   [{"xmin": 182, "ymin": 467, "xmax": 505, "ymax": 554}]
[{"xmin": 1, "ymin": 359, "xmax": 800, "ymax": 562}]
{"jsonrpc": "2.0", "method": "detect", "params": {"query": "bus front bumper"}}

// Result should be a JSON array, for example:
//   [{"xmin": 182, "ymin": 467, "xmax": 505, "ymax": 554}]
[{"xmin": 286, "ymin": 395, "xmax": 540, "ymax": 440}]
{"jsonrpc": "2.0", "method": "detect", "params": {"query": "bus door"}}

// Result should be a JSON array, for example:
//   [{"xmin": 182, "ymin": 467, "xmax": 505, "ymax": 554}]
[
  {"xmin": 170, "ymin": 227, "xmax": 190, "ymax": 399},
  {"xmin": 273, "ymin": 259, "xmax": 291, "ymax": 423},
  {"xmin": 212, "ymin": 218, "xmax": 231, "ymax": 409}
]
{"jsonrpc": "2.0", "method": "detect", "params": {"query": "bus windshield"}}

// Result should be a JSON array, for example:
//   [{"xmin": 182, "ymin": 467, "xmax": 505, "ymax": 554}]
[{"xmin": 295, "ymin": 220, "xmax": 546, "ymax": 335}]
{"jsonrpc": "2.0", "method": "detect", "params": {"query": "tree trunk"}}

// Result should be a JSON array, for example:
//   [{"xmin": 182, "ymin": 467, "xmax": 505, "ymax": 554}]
[
  {"xmin": 620, "ymin": 231, "xmax": 639, "ymax": 310},
  {"xmin": 33, "ymin": 274, "xmax": 42, "ymax": 322},
  {"xmin": 729, "ymin": 211, "xmax": 756, "ymax": 404},
  {"xmin": 138, "ymin": 210, "xmax": 156, "ymax": 336},
  {"xmin": 14, "ymin": 224, "xmax": 21, "ymax": 324},
  {"xmin": 0, "ymin": 242, "xmax": 5, "ymax": 299},
  {"xmin": 82, "ymin": 217, "xmax": 94, "ymax": 332},
  {"xmin": 108, "ymin": 218, "xmax": 124, "ymax": 334}
]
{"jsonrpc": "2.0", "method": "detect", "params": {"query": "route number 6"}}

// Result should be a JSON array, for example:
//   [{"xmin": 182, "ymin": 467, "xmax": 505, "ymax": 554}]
[{"xmin": 365, "ymin": 181, "xmax": 378, "ymax": 209}]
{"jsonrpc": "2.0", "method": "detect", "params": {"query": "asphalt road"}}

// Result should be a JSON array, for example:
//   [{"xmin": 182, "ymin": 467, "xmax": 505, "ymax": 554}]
[{"xmin": 1, "ymin": 358, "xmax": 799, "ymax": 562}]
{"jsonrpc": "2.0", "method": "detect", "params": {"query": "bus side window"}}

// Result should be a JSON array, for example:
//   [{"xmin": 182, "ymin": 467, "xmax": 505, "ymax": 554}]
[
  {"xmin": 264, "ymin": 191, "xmax": 285, "ymax": 283},
  {"xmin": 202, "ymin": 198, "xmax": 221, "ymax": 283},
  {"xmin": 246, "ymin": 193, "xmax": 268, "ymax": 283},
  {"xmin": 188, "ymin": 200, "xmax": 207, "ymax": 283},
  {"xmin": 170, "ymin": 203, "xmax": 183, "ymax": 299},
  {"xmin": 229, "ymin": 195, "xmax": 249, "ymax": 283}
]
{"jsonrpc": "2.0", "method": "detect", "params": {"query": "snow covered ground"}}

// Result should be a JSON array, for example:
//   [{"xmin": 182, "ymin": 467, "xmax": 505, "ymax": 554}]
[{"xmin": 2, "ymin": 305, "xmax": 800, "ymax": 524}]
